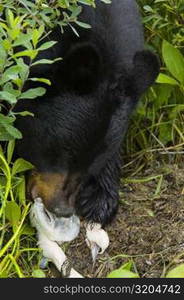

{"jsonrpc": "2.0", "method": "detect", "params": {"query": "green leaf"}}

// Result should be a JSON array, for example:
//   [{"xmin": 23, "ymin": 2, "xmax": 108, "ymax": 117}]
[
  {"xmin": 1, "ymin": 65, "xmax": 21, "ymax": 82},
  {"xmin": 162, "ymin": 40, "xmax": 184, "ymax": 84},
  {"xmin": 38, "ymin": 41, "xmax": 57, "ymax": 51},
  {"xmin": 100, "ymin": 0, "xmax": 111, "ymax": 3},
  {"xmin": 16, "ymin": 58, "xmax": 30, "ymax": 82},
  {"xmin": 69, "ymin": 24, "xmax": 79, "ymax": 37},
  {"xmin": 0, "ymin": 91, "xmax": 17, "ymax": 104},
  {"xmin": 29, "ymin": 77, "xmax": 51, "ymax": 85},
  {"xmin": 8, "ymin": 28, "xmax": 20, "ymax": 41},
  {"xmin": 154, "ymin": 84, "xmax": 173, "ymax": 109},
  {"xmin": 71, "ymin": 6, "xmax": 82, "ymax": 18},
  {"xmin": 0, "ymin": 114, "xmax": 14, "ymax": 124},
  {"xmin": 5, "ymin": 201, "xmax": 21, "ymax": 231},
  {"xmin": 19, "ymin": 87, "xmax": 46, "ymax": 99},
  {"xmin": 143, "ymin": 5, "xmax": 154, "ymax": 12},
  {"xmin": 75, "ymin": 20, "xmax": 91, "ymax": 29},
  {"xmin": 156, "ymin": 73, "xmax": 179, "ymax": 86},
  {"xmin": 7, "ymin": 140, "xmax": 15, "ymax": 164},
  {"xmin": 107, "ymin": 262, "xmax": 139, "ymax": 278},
  {"xmin": 2, "ymin": 123, "xmax": 22, "ymax": 139},
  {"xmin": 0, "ymin": 125, "xmax": 15, "ymax": 141},
  {"xmin": 3, "ymin": 82, "xmax": 21, "ymax": 97},
  {"xmin": 13, "ymin": 33, "xmax": 32, "ymax": 48},
  {"xmin": 32, "ymin": 269, "xmax": 46, "ymax": 278},
  {"xmin": 32, "ymin": 29, "xmax": 40, "ymax": 48},
  {"xmin": 13, "ymin": 49, "xmax": 38, "ymax": 60},
  {"xmin": 31, "ymin": 58, "xmax": 62, "ymax": 66},
  {"xmin": 166, "ymin": 264, "xmax": 184, "ymax": 278},
  {"xmin": 169, "ymin": 105, "xmax": 184, "ymax": 119},
  {"xmin": 107, "ymin": 269, "xmax": 139, "ymax": 278},
  {"xmin": 159, "ymin": 123, "xmax": 172, "ymax": 144},
  {"xmin": 2, "ymin": 39, "xmax": 11, "ymax": 51},
  {"xmin": 16, "ymin": 176, "xmax": 26, "ymax": 205},
  {"xmin": 6, "ymin": 9, "xmax": 15, "ymax": 29},
  {"xmin": 12, "ymin": 158, "xmax": 34, "ymax": 176},
  {"xmin": 21, "ymin": 224, "xmax": 35, "ymax": 235},
  {"xmin": 16, "ymin": 111, "xmax": 34, "ymax": 117},
  {"xmin": 0, "ymin": 44, "xmax": 7, "ymax": 72}
]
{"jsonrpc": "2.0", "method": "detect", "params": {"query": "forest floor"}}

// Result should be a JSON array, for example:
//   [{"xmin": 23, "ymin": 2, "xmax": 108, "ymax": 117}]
[{"xmin": 54, "ymin": 163, "xmax": 184, "ymax": 278}]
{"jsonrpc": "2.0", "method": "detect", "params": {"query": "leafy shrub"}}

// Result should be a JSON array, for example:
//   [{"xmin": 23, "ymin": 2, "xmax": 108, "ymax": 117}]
[
  {"xmin": 125, "ymin": 0, "xmax": 184, "ymax": 165},
  {"xmin": 0, "ymin": 0, "xmax": 110, "ymax": 141}
]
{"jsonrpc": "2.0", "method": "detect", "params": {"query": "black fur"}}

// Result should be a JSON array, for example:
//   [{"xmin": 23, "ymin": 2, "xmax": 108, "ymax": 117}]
[{"xmin": 14, "ymin": 0, "xmax": 160, "ymax": 226}]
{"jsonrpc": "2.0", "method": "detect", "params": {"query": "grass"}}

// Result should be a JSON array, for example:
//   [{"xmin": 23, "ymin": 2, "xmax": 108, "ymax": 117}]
[{"xmin": 0, "ymin": 143, "xmax": 41, "ymax": 277}]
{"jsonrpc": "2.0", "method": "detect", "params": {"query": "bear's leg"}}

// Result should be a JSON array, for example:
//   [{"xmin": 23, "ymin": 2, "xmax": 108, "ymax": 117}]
[{"xmin": 76, "ymin": 152, "xmax": 121, "ymax": 261}]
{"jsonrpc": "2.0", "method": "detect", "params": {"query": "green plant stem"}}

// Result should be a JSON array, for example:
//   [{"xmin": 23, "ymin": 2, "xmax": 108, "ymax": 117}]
[
  {"xmin": 0, "ymin": 203, "xmax": 30, "ymax": 258},
  {"xmin": 0, "ymin": 153, "xmax": 11, "ymax": 219}
]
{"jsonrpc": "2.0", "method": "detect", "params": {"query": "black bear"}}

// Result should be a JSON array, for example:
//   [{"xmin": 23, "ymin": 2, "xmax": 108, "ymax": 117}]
[{"xmin": 14, "ymin": 0, "xmax": 159, "ymax": 226}]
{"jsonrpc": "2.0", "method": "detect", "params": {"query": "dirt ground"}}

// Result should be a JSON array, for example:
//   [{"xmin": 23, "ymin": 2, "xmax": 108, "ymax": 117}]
[{"xmin": 50, "ymin": 163, "xmax": 184, "ymax": 278}]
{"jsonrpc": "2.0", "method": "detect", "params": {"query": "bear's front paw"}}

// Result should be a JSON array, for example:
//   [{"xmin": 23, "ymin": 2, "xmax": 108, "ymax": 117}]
[{"xmin": 85, "ymin": 222, "xmax": 109, "ymax": 262}]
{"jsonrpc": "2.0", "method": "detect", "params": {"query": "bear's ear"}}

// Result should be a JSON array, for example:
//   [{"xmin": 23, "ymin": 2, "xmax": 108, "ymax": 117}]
[{"xmin": 131, "ymin": 50, "xmax": 160, "ymax": 96}]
